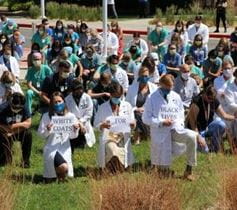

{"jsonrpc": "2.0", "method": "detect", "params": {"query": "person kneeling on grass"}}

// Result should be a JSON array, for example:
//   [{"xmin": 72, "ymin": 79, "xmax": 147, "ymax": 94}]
[
  {"xmin": 94, "ymin": 81, "xmax": 136, "ymax": 174},
  {"xmin": 38, "ymin": 91, "xmax": 80, "ymax": 183},
  {"xmin": 0, "ymin": 92, "xmax": 32, "ymax": 168},
  {"xmin": 142, "ymin": 74, "xmax": 206, "ymax": 181}
]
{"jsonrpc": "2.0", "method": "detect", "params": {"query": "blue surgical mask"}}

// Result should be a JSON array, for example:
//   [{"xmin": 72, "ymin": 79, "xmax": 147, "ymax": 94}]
[
  {"xmin": 137, "ymin": 76, "xmax": 149, "ymax": 84},
  {"xmin": 54, "ymin": 102, "xmax": 65, "ymax": 113},
  {"xmin": 111, "ymin": 97, "xmax": 121, "ymax": 105},
  {"xmin": 160, "ymin": 88, "xmax": 171, "ymax": 98}
]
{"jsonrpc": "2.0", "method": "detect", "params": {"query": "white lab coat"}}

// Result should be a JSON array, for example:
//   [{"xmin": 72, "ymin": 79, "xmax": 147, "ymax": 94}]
[
  {"xmin": 125, "ymin": 81, "xmax": 157, "ymax": 108},
  {"xmin": 65, "ymin": 93, "xmax": 96, "ymax": 147},
  {"xmin": 100, "ymin": 31, "xmax": 119, "ymax": 56},
  {"xmin": 223, "ymin": 81, "xmax": 237, "ymax": 137},
  {"xmin": 214, "ymin": 75, "xmax": 233, "ymax": 111},
  {"xmin": 0, "ymin": 55, "xmax": 20, "ymax": 79},
  {"xmin": 187, "ymin": 23, "xmax": 209, "ymax": 46},
  {"xmin": 38, "ymin": 112, "xmax": 79, "ymax": 178},
  {"xmin": 224, "ymin": 81, "xmax": 237, "ymax": 113},
  {"xmin": 0, "ymin": 82, "xmax": 23, "ymax": 105},
  {"xmin": 142, "ymin": 89, "xmax": 187, "ymax": 166},
  {"xmin": 94, "ymin": 100, "xmax": 135, "ymax": 168}
]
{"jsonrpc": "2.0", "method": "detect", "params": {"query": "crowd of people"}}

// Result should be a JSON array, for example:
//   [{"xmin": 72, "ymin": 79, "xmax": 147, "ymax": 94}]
[{"xmin": 0, "ymin": 14, "xmax": 237, "ymax": 182}]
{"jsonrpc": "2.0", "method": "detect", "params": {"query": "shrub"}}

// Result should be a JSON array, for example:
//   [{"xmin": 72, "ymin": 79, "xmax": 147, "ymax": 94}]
[
  {"xmin": 46, "ymin": 2, "xmax": 102, "ymax": 21},
  {"xmin": 28, "ymin": 4, "xmax": 40, "ymax": 19},
  {"xmin": 8, "ymin": 1, "xmax": 33, "ymax": 11},
  {"xmin": 91, "ymin": 173, "xmax": 181, "ymax": 210}
]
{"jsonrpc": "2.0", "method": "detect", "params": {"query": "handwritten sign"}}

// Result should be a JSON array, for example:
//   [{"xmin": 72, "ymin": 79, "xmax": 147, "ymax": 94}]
[
  {"xmin": 51, "ymin": 116, "xmax": 75, "ymax": 134},
  {"xmin": 107, "ymin": 116, "xmax": 131, "ymax": 133}
]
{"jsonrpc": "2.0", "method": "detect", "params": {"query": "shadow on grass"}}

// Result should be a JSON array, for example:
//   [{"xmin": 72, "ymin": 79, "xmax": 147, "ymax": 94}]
[{"xmin": 10, "ymin": 173, "xmax": 44, "ymax": 184}]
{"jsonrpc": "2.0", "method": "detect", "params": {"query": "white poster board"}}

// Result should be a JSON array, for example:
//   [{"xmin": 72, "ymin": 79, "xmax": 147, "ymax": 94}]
[
  {"xmin": 107, "ymin": 116, "xmax": 131, "ymax": 133},
  {"xmin": 51, "ymin": 116, "xmax": 75, "ymax": 134}
]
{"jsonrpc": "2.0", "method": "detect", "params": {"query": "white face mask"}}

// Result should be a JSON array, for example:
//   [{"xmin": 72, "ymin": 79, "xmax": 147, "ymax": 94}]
[
  {"xmin": 61, "ymin": 72, "xmax": 70, "ymax": 79},
  {"xmin": 57, "ymin": 25, "xmax": 62, "ymax": 30},
  {"xmin": 156, "ymin": 27, "xmax": 162, "ymax": 32},
  {"xmin": 177, "ymin": 26, "xmax": 182, "ymax": 31},
  {"xmin": 181, "ymin": 72, "xmax": 190, "ymax": 80},
  {"xmin": 4, "ymin": 54, "xmax": 10, "ymax": 59},
  {"xmin": 39, "ymin": 30, "xmax": 44, "ymax": 35},
  {"xmin": 4, "ymin": 82, "xmax": 13, "ymax": 88},
  {"xmin": 1, "ymin": 38, "xmax": 6, "ymax": 43},
  {"xmin": 223, "ymin": 69, "xmax": 233, "ymax": 78},
  {"xmin": 110, "ymin": 64, "xmax": 118, "ymax": 71},
  {"xmin": 33, "ymin": 60, "xmax": 41, "ymax": 67},
  {"xmin": 195, "ymin": 23, "xmax": 200, "ymax": 28},
  {"xmin": 8, "ymin": 25, "xmax": 13, "ymax": 30},
  {"xmin": 169, "ymin": 49, "xmax": 176, "ymax": 55}
]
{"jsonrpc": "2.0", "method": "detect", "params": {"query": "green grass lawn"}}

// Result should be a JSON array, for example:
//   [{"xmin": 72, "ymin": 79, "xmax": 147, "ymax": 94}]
[{"xmin": 0, "ymin": 113, "xmax": 237, "ymax": 210}]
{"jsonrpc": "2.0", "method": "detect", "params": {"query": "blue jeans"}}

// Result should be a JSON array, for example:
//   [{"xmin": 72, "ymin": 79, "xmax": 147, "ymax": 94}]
[{"xmin": 199, "ymin": 119, "xmax": 226, "ymax": 153}]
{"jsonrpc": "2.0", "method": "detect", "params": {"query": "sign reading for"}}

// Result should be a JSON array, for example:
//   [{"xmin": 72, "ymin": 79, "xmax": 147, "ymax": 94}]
[{"xmin": 107, "ymin": 116, "xmax": 131, "ymax": 133}]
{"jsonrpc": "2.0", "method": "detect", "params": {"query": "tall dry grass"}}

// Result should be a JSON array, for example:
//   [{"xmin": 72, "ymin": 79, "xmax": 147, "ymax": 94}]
[
  {"xmin": 219, "ymin": 169, "xmax": 237, "ymax": 210},
  {"xmin": 0, "ymin": 170, "xmax": 16, "ymax": 210},
  {"xmin": 91, "ymin": 172, "xmax": 181, "ymax": 210}
]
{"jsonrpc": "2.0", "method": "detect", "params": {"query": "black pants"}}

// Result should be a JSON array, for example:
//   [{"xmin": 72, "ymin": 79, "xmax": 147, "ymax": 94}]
[
  {"xmin": 108, "ymin": 4, "xmax": 118, "ymax": 18},
  {"xmin": 0, "ymin": 130, "xmax": 32, "ymax": 165},
  {"xmin": 216, "ymin": 11, "xmax": 227, "ymax": 31},
  {"xmin": 70, "ymin": 130, "xmax": 86, "ymax": 153},
  {"xmin": 138, "ymin": 2, "xmax": 149, "ymax": 18}
]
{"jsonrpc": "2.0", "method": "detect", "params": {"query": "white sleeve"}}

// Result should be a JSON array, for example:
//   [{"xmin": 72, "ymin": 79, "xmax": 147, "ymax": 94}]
[
  {"xmin": 111, "ymin": 34, "xmax": 119, "ymax": 50},
  {"xmin": 203, "ymin": 26, "xmax": 209, "ymax": 45},
  {"xmin": 142, "ymin": 96, "xmax": 163, "ymax": 128},
  {"xmin": 94, "ymin": 105, "xmax": 104, "ymax": 129},
  {"xmin": 69, "ymin": 113, "xmax": 79, "ymax": 139},
  {"xmin": 225, "ymin": 87, "xmax": 237, "ymax": 112},
  {"xmin": 141, "ymin": 39, "xmax": 149, "ymax": 55},
  {"xmin": 80, "ymin": 96, "xmax": 93, "ymax": 123},
  {"xmin": 37, "ymin": 113, "xmax": 51, "ymax": 139}
]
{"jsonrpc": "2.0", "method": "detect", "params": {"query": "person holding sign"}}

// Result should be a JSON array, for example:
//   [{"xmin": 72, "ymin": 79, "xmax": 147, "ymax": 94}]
[
  {"xmin": 142, "ymin": 74, "xmax": 205, "ymax": 181},
  {"xmin": 94, "ymin": 81, "xmax": 136, "ymax": 173},
  {"xmin": 126, "ymin": 66, "xmax": 157, "ymax": 144},
  {"xmin": 65, "ymin": 79, "xmax": 96, "ymax": 150},
  {"xmin": 38, "ymin": 92, "xmax": 79, "ymax": 183}
]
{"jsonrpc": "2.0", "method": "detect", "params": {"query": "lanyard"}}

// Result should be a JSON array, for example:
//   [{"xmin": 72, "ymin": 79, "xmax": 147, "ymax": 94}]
[{"xmin": 202, "ymin": 96, "xmax": 210, "ymax": 122}]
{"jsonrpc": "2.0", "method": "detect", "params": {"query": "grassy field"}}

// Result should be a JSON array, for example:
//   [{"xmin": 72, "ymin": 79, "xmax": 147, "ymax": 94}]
[{"xmin": 0, "ymin": 113, "xmax": 237, "ymax": 210}]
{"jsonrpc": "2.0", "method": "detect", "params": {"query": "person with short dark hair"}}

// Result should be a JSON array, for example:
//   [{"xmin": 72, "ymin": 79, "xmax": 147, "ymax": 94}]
[
  {"xmin": 65, "ymin": 79, "xmax": 96, "ymax": 150},
  {"xmin": 214, "ymin": 0, "xmax": 227, "ymax": 33},
  {"xmin": 41, "ymin": 60, "xmax": 75, "ymax": 112},
  {"xmin": 0, "ymin": 93, "xmax": 32, "ymax": 167},
  {"xmin": 38, "ymin": 91, "xmax": 79, "ymax": 183},
  {"xmin": 94, "ymin": 81, "xmax": 136, "ymax": 173},
  {"xmin": 0, "ymin": 42, "xmax": 20, "ymax": 80},
  {"xmin": 187, "ymin": 85, "xmax": 237, "ymax": 153},
  {"xmin": 42, "ymin": 18, "xmax": 53, "ymax": 37},
  {"xmin": 94, "ymin": 54, "xmax": 129, "ymax": 93},
  {"xmin": 187, "ymin": 16, "xmax": 209, "ymax": 50},
  {"xmin": 202, "ymin": 49, "xmax": 222, "ymax": 85}
]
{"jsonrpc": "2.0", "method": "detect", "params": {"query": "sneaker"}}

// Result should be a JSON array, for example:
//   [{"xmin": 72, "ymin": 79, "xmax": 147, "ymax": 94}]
[
  {"xmin": 183, "ymin": 171, "xmax": 196, "ymax": 181},
  {"xmin": 214, "ymin": 30, "xmax": 219, "ymax": 33}
]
